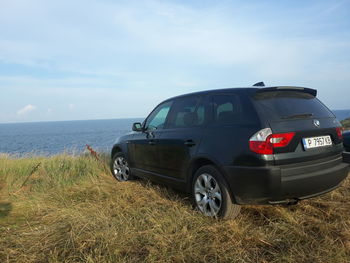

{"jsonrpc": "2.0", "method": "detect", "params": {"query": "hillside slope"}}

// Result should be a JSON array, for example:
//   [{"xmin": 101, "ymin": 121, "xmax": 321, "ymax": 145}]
[{"xmin": 0, "ymin": 155, "xmax": 349, "ymax": 263}]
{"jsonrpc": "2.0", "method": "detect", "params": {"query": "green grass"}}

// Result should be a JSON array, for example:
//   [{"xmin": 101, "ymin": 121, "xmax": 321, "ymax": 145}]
[{"xmin": 0, "ymin": 154, "xmax": 349, "ymax": 263}]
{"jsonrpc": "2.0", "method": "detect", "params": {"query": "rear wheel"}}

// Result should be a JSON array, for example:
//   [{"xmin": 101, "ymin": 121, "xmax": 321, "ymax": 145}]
[
  {"xmin": 192, "ymin": 165, "xmax": 240, "ymax": 219},
  {"xmin": 111, "ymin": 152, "xmax": 134, "ymax": 181}
]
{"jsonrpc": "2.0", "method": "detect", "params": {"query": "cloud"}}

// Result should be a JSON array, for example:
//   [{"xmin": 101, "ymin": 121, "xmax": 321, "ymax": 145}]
[
  {"xmin": 0, "ymin": 0, "xmax": 348, "ymax": 82},
  {"xmin": 68, "ymin": 104, "xmax": 75, "ymax": 109},
  {"xmin": 0, "ymin": 1, "xmax": 348, "ymax": 74},
  {"xmin": 17, "ymin": 104, "xmax": 36, "ymax": 115},
  {"xmin": 0, "ymin": 0, "xmax": 349, "ymax": 123}
]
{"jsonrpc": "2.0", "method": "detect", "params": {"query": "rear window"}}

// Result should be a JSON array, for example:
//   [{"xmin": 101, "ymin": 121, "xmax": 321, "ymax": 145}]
[{"xmin": 252, "ymin": 91, "xmax": 334, "ymax": 120}]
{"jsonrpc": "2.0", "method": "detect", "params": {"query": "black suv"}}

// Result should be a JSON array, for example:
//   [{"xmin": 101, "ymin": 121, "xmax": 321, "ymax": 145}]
[{"xmin": 111, "ymin": 86, "xmax": 349, "ymax": 218}]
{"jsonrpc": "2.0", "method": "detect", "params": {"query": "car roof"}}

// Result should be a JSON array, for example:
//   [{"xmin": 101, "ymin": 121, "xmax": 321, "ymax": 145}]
[{"xmin": 165, "ymin": 86, "xmax": 310, "ymax": 102}]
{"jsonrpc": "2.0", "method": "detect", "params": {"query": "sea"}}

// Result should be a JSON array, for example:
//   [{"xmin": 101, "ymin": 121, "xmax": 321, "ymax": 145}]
[
  {"xmin": 1, "ymin": 110, "xmax": 349, "ymax": 156},
  {"xmin": 0, "ymin": 118, "xmax": 142, "ymax": 156}
]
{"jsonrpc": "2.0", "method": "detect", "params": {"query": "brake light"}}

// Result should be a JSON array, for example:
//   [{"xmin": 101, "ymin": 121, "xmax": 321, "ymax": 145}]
[
  {"xmin": 335, "ymin": 127, "xmax": 343, "ymax": 140},
  {"xmin": 249, "ymin": 128, "xmax": 296, "ymax": 155}
]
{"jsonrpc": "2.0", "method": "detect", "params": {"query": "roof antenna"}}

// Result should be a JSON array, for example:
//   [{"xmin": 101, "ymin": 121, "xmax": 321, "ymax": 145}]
[{"xmin": 253, "ymin": 82, "xmax": 265, "ymax": 87}]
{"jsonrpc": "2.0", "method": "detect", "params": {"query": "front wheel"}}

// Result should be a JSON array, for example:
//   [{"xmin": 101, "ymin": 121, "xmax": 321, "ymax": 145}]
[
  {"xmin": 110, "ymin": 153, "xmax": 134, "ymax": 181},
  {"xmin": 192, "ymin": 165, "xmax": 240, "ymax": 219}
]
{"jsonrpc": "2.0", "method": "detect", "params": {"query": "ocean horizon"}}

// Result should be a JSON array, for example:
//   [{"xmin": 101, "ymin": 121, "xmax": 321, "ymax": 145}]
[
  {"xmin": 0, "ymin": 118, "xmax": 143, "ymax": 156},
  {"xmin": 1, "ymin": 109, "xmax": 349, "ymax": 156}
]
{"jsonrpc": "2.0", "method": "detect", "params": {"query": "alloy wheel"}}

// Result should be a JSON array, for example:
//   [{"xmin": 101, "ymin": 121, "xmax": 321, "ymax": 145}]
[
  {"xmin": 194, "ymin": 173, "xmax": 222, "ymax": 217},
  {"xmin": 113, "ymin": 156, "xmax": 130, "ymax": 181}
]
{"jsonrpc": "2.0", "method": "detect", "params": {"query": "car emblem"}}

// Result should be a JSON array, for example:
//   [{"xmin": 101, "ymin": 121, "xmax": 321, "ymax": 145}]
[{"xmin": 313, "ymin": 119, "xmax": 320, "ymax": 128}]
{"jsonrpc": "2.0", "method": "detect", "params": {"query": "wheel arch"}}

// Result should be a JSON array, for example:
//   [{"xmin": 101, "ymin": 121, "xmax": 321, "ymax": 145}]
[
  {"xmin": 187, "ymin": 156, "xmax": 238, "ymax": 204},
  {"xmin": 111, "ymin": 144, "xmax": 123, "ymax": 158}
]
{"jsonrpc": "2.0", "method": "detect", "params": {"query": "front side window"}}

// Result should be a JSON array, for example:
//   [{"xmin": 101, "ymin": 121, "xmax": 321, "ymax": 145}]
[
  {"xmin": 167, "ymin": 96, "xmax": 205, "ymax": 128},
  {"xmin": 145, "ymin": 101, "xmax": 173, "ymax": 130}
]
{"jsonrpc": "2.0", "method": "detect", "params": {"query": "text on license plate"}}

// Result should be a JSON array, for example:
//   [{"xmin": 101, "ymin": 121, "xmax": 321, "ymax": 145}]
[{"xmin": 302, "ymin": 135, "xmax": 332, "ymax": 150}]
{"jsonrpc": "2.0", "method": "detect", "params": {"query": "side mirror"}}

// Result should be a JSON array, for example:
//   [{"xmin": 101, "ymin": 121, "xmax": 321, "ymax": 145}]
[{"xmin": 132, "ymin": 122, "xmax": 143, "ymax": 132}]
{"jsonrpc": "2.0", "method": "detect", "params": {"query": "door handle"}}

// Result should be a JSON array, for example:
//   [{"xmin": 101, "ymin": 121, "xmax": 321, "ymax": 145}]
[
  {"xmin": 146, "ymin": 131, "xmax": 154, "ymax": 139},
  {"xmin": 184, "ymin": 140, "xmax": 196, "ymax": 147},
  {"xmin": 148, "ymin": 140, "xmax": 155, "ymax": 145}
]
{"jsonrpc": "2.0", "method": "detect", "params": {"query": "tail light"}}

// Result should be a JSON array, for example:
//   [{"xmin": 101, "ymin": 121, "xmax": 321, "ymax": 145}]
[
  {"xmin": 335, "ymin": 127, "xmax": 343, "ymax": 140},
  {"xmin": 249, "ymin": 128, "xmax": 296, "ymax": 155}
]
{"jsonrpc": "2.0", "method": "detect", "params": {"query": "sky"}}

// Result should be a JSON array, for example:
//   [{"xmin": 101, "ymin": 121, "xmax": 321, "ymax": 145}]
[{"xmin": 0, "ymin": 0, "xmax": 350, "ymax": 123}]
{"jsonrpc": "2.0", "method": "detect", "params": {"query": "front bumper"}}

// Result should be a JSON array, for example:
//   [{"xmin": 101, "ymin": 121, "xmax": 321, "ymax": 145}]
[{"xmin": 224, "ymin": 155, "xmax": 349, "ymax": 205}]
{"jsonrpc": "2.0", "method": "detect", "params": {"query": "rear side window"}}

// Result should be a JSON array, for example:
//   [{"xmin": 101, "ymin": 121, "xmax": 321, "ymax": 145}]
[
  {"xmin": 167, "ymin": 96, "xmax": 205, "ymax": 128},
  {"xmin": 252, "ymin": 91, "xmax": 334, "ymax": 120},
  {"xmin": 212, "ymin": 94, "xmax": 243, "ymax": 124}
]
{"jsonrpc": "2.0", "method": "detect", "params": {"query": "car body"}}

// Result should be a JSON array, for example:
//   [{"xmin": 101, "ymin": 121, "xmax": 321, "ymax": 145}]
[
  {"xmin": 344, "ymin": 131, "xmax": 350, "ymax": 151},
  {"xmin": 111, "ymin": 86, "xmax": 349, "ymax": 218},
  {"xmin": 343, "ymin": 131, "xmax": 350, "ymax": 163}
]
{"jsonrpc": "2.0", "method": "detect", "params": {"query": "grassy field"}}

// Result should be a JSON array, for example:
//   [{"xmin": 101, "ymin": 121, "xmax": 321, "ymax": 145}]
[{"xmin": 0, "ymin": 154, "xmax": 349, "ymax": 263}]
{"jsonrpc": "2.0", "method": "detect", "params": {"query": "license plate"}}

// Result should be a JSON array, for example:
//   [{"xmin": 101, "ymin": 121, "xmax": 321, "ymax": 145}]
[{"xmin": 302, "ymin": 135, "xmax": 332, "ymax": 150}]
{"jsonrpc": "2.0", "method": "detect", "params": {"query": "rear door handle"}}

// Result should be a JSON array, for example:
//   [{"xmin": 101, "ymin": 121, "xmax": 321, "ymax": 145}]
[
  {"xmin": 184, "ymin": 140, "xmax": 196, "ymax": 147},
  {"xmin": 148, "ymin": 140, "xmax": 155, "ymax": 145}
]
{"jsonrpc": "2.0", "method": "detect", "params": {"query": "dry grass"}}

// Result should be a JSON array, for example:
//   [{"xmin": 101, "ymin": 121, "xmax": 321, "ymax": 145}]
[{"xmin": 0, "ymin": 154, "xmax": 349, "ymax": 263}]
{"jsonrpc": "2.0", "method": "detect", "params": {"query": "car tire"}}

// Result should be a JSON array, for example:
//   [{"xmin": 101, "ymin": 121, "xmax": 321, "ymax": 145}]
[
  {"xmin": 192, "ymin": 165, "xmax": 240, "ymax": 219},
  {"xmin": 110, "ymin": 152, "xmax": 134, "ymax": 181}
]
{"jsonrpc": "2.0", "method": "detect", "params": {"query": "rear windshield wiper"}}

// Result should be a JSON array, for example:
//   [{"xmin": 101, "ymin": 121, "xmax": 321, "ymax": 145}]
[{"xmin": 282, "ymin": 113, "xmax": 314, "ymax": 119}]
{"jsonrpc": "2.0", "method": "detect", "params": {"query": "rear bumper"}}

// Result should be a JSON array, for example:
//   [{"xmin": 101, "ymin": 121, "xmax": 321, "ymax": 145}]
[
  {"xmin": 343, "ymin": 151, "xmax": 350, "ymax": 163},
  {"xmin": 224, "ymin": 156, "xmax": 349, "ymax": 205}
]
